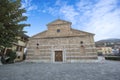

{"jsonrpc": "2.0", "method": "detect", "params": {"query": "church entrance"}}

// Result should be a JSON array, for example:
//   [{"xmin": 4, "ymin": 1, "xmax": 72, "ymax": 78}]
[{"xmin": 55, "ymin": 51, "xmax": 63, "ymax": 62}]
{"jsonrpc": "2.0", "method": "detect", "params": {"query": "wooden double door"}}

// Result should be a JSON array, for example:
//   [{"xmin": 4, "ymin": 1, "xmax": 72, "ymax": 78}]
[{"xmin": 55, "ymin": 51, "xmax": 63, "ymax": 62}]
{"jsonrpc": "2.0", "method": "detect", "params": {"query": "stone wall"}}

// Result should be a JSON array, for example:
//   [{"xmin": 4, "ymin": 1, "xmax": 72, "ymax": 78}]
[
  {"xmin": 26, "ymin": 36, "xmax": 97, "ymax": 62},
  {"xmin": 26, "ymin": 19, "xmax": 97, "ymax": 62}
]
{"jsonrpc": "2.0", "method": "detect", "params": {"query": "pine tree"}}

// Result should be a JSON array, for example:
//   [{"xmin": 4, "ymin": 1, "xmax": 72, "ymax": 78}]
[{"xmin": 0, "ymin": 0, "xmax": 30, "ymax": 53}]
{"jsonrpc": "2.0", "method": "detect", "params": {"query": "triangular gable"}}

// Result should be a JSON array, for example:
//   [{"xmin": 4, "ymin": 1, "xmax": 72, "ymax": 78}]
[
  {"xmin": 30, "ymin": 30, "xmax": 47, "ymax": 39},
  {"xmin": 47, "ymin": 19, "xmax": 72, "ymax": 26},
  {"xmin": 71, "ymin": 29, "xmax": 95, "ymax": 35},
  {"xmin": 30, "ymin": 28, "xmax": 94, "ymax": 39}
]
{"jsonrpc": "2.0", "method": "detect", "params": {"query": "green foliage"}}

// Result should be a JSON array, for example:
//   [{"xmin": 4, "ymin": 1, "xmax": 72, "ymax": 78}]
[
  {"xmin": 105, "ymin": 56, "xmax": 120, "ymax": 61},
  {"xmin": 6, "ymin": 49, "xmax": 16, "ymax": 63},
  {"xmin": 1, "ymin": 49, "xmax": 16, "ymax": 64},
  {"xmin": 0, "ymin": 0, "xmax": 30, "ymax": 49}
]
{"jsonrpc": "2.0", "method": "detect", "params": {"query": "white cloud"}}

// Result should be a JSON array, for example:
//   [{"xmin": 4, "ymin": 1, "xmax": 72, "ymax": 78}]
[
  {"xmin": 21, "ymin": 0, "xmax": 37, "ymax": 11},
  {"xmin": 40, "ymin": 0, "xmax": 79, "ymax": 23},
  {"xmin": 51, "ymin": 0, "xmax": 120, "ymax": 41},
  {"xmin": 47, "ymin": 7, "xmax": 58, "ymax": 16},
  {"xmin": 55, "ymin": 0, "xmax": 62, "ymax": 6},
  {"xmin": 21, "ymin": 0, "xmax": 32, "ymax": 8},
  {"xmin": 60, "ymin": 5, "xmax": 79, "ymax": 24},
  {"xmin": 22, "ymin": 13, "xmax": 30, "ymax": 16},
  {"xmin": 27, "ymin": 5, "xmax": 37, "ymax": 11},
  {"xmin": 76, "ymin": 0, "xmax": 95, "ymax": 12},
  {"xmin": 22, "ymin": 0, "xmax": 120, "ymax": 41},
  {"xmin": 84, "ymin": 0, "xmax": 120, "ymax": 41}
]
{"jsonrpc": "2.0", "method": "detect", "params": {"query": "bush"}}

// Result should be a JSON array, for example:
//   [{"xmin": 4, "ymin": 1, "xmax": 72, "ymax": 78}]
[
  {"xmin": 105, "ymin": 56, "xmax": 120, "ymax": 61},
  {"xmin": 6, "ymin": 50, "xmax": 16, "ymax": 63},
  {"xmin": 104, "ymin": 54, "xmax": 114, "ymax": 56},
  {"xmin": 1, "ymin": 49, "xmax": 16, "ymax": 64},
  {"xmin": 1, "ymin": 56, "xmax": 7, "ymax": 64}
]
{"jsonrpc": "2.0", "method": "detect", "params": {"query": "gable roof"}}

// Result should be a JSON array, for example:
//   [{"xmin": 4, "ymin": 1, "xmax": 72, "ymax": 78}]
[
  {"xmin": 30, "ymin": 28, "xmax": 94, "ymax": 39},
  {"xmin": 71, "ymin": 28, "xmax": 95, "ymax": 35},
  {"xmin": 30, "ymin": 19, "xmax": 95, "ymax": 39},
  {"xmin": 47, "ymin": 19, "xmax": 72, "ymax": 26},
  {"xmin": 31, "ymin": 30, "xmax": 47, "ymax": 39}
]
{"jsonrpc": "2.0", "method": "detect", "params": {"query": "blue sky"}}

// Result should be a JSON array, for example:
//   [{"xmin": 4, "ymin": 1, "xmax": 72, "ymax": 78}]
[{"xmin": 22, "ymin": 0, "xmax": 120, "ymax": 41}]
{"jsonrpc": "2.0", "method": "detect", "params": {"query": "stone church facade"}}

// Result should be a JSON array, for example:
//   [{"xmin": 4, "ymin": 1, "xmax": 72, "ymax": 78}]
[{"xmin": 26, "ymin": 19, "xmax": 97, "ymax": 62}]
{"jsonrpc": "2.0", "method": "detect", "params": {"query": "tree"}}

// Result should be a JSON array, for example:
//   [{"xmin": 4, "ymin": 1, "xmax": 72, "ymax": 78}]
[{"xmin": 0, "ymin": 0, "xmax": 30, "ymax": 55}]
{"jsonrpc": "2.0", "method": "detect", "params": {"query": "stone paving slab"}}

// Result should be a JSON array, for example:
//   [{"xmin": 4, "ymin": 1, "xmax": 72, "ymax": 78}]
[{"xmin": 0, "ymin": 61, "xmax": 120, "ymax": 80}]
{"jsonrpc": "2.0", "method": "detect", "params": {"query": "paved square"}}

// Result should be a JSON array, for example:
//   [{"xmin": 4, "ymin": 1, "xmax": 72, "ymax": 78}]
[{"xmin": 0, "ymin": 61, "xmax": 120, "ymax": 80}]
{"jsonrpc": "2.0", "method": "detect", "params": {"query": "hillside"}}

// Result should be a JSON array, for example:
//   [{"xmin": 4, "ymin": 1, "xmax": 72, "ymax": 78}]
[{"xmin": 96, "ymin": 38, "xmax": 120, "ymax": 43}]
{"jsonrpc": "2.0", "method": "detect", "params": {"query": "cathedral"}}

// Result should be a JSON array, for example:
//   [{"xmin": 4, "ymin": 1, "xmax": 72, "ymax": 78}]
[{"xmin": 26, "ymin": 19, "xmax": 97, "ymax": 62}]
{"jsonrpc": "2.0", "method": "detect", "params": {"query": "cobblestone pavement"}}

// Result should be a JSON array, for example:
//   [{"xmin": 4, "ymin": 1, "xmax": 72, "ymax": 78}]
[{"xmin": 0, "ymin": 61, "xmax": 120, "ymax": 80}]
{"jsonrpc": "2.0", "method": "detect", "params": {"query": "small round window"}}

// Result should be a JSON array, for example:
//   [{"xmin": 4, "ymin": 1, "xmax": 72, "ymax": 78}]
[{"xmin": 57, "ymin": 29, "xmax": 60, "ymax": 32}]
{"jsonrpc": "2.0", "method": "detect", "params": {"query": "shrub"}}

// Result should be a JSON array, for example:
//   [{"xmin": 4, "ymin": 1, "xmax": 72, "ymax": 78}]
[
  {"xmin": 105, "ymin": 56, "xmax": 120, "ymax": 61},
  {"xmin": 1, "ymin": 56, "xmax": 7, "ymax": 64},
  {"xmin": 6, "ymin": 49, "xmax": 16, "ymax": 63},
  {"xmin": 1, "ymin": 49, "xmax": 17, "ymax": 64}
]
